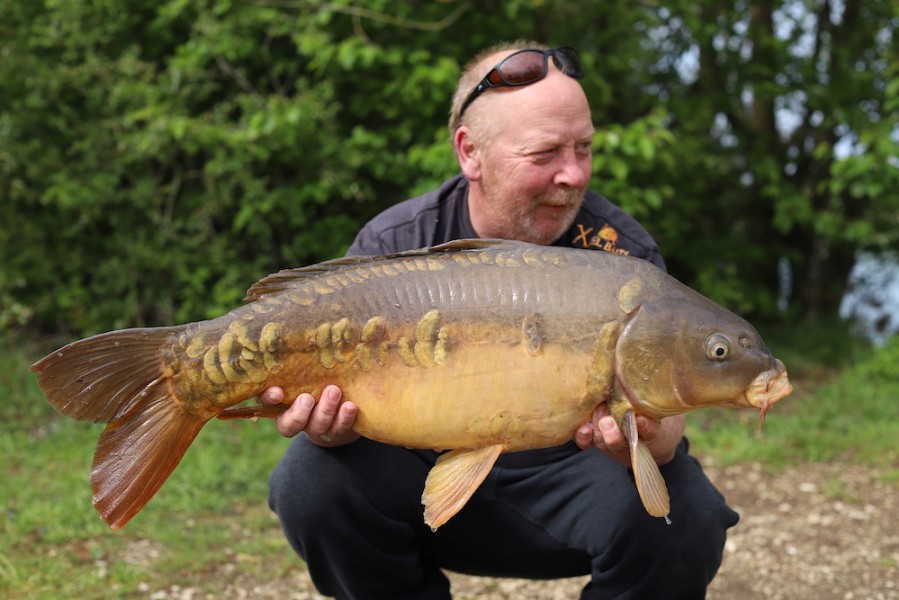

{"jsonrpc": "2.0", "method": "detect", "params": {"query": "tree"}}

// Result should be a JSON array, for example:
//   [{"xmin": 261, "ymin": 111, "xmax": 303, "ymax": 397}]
[
  {"xmin": 1, "ymin": 0, "xmax": 895, "ymax": 336},
  {"xmin": 639, "ymin": 0, "xmax": 899, "ymax": 318}
]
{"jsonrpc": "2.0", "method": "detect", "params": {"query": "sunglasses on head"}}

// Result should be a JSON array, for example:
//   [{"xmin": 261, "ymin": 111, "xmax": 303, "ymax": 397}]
[{"xmin": 458, "ymin": 46, "xmax": 586, "ymax": 120}]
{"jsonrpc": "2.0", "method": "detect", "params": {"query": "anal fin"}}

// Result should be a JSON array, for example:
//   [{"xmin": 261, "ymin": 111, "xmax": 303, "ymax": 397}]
[
  {"xmin": 620, "ymin": 410, "xmax": 671, "ymax": 523},
  {"xmin": 422, "ymin": 445, "xmax": 504, "ymax": 531},
  {"xmin": 218, "ymin": 404, "xmax": 288, "ymax": 420}
]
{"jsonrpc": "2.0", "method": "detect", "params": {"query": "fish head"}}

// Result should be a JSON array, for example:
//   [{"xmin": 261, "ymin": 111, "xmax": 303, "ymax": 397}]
[{"xmin": 613, "ymin": 283, "xmax": 793, "ymax": 422}]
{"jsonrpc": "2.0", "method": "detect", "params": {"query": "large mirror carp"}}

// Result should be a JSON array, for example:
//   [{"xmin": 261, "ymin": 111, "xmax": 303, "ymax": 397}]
[{"xmin": 32, "ymin": 239, "xmax": 793, "ymax": 530}]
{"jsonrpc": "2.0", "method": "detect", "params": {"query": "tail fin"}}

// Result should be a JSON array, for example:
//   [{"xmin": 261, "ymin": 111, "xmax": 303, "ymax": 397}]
[
  {"xmin": 31, "ymin": 327, "xmax": 208, "ymax": 529},
  {"xmin": 92, "ymin": 396, "xmax": 207, "ymax": 529}
]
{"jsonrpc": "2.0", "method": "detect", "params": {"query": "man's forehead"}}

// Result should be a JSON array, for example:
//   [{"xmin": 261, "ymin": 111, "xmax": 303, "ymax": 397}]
[{"xmin": 489, "ymin": 73, "xmax": 593, "ymax": 139}]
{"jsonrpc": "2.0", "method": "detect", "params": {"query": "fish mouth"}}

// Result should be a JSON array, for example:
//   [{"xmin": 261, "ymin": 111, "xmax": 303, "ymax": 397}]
[{"xmin": 738, "ymin": 359, "xmax": 793, "ymax": 429}]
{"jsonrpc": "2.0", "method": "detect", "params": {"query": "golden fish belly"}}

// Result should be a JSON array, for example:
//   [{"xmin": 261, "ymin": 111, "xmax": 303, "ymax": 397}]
[{"xmin": 346, "ymin": 342, "xmax": 598, "ymax": 451}]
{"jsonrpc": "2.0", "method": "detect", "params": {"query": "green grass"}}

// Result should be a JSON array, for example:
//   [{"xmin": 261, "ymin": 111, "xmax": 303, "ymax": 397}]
[
  {"xmin": 1, "ymin": 338, "xmax": 300, "ymax": 599},
  {"xmin": 3, "ymin": 322, "xmax": 899, "ymax": 598}
]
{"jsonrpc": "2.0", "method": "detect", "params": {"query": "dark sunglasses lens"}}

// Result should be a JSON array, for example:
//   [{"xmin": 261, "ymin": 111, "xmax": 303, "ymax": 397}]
[
  {"xmin": 460, "ymin": 47, "xmax": 585, "ymax": 120},
  {"xmin": 494, "ymin": 51, "xmax": 547, "ymax": 86},
  {"xmin": 552, "ymin": 47, "xmax": 585, "ymax": 78}
]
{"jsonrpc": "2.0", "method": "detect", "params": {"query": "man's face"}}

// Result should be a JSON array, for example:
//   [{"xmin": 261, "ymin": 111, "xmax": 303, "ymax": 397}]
[{"xmin": 465, "ymin": 66, "xmax": 595, "ymax": 245}]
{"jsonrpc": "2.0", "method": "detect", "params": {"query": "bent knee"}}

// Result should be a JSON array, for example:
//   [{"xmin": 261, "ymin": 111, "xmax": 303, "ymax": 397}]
[
  {"xmin": 268, "ymin": 437, "xmax": 433, "ymax": 527},
  {"xmin": 268, "ymin": 439, "xmax": 347, "ymax": 524}
]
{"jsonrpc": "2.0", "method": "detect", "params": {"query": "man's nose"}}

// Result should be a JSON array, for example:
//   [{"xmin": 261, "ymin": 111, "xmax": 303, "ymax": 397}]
[{"xmin": 554, "ymin": 148, "xmax": 590, "ymax": 188}]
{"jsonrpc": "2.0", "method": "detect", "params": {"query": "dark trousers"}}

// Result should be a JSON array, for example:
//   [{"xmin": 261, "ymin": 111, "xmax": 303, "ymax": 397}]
[{"xmin": 268, "ymin": 437, "xmax": 739, "ymax": 599}]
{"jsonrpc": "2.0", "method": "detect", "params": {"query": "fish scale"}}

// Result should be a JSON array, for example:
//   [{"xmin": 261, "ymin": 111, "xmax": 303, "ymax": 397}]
[{"xmin": 31, "ymin": 239, "xmax": 792, "ymax": 531}]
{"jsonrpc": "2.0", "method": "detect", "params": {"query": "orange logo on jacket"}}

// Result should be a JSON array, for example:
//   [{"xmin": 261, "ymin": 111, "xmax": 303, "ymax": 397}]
[{"xmin": 571, "ymin": 224, "xmax": 630, "ymax": 255}]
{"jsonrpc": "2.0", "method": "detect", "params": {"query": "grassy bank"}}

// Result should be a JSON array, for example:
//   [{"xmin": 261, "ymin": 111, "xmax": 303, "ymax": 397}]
[
  {"xmin": 0, "ymin": 338, "xmax": 299, "ymax": 599},
  {"xmin": 2, "ymin": 325, "xmax": 898, "ymax": 598}
]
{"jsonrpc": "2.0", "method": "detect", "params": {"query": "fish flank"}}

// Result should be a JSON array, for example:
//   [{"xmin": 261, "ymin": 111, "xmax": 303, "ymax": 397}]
[{"xmin": 521, "ymin": 314, "xmax": 544, "ymax": 356}]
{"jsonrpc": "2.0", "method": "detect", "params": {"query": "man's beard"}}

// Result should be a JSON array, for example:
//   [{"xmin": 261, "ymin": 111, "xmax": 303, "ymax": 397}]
[{"xmin": 484, "ymin": 186, "xmax": 584, "ymax": 245}]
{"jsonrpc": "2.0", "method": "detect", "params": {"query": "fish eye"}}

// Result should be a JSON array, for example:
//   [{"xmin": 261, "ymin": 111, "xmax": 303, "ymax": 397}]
[{"xmin": 705, "ymin": 334, "xmax": 730, "ymax": 361}]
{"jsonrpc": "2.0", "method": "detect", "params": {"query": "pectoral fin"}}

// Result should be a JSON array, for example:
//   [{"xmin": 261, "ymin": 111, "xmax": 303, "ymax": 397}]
[
  {"xmin": 620, "ymin": 410, "xmax": 671, "ymax": 523},
  {"xmin": 422, "ymin": 445, "xmax": 504, "ymax": 531}
]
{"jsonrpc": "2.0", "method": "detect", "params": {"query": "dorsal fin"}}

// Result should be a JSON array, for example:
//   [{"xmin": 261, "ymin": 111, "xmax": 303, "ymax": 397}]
[
  {"xmin": 243, "ymin": 255, "xmax": 375, "ymax": 301},
  {"xmin": 243, "ymin": 239, "xmax": 528, "ymax": 301},
  {"xmin": 428, "ymin": 238, "xmax": 526, "ymax": 252}
]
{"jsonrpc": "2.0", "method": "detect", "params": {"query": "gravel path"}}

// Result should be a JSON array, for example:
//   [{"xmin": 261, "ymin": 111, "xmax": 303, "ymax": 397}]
[
  {"xmin": 444, "ymin": 461, "xmax": 899, "ymax": 599},
  {"xmin": 152, "ymin": 460, "xmax": 899, "ymax": 599}
]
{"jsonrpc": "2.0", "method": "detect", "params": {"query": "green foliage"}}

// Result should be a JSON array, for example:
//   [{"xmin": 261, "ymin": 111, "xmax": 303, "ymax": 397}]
[
  {"xmin": 590, "ymin": 108, "xmax": 678, "ymax": 220},
  {"xmin": 0, "ymin": 0, "xmax": 897, "ymax": 336},
  {"xmin": 638, "ymin": 0, "xmax": 899, "ymax": 317},
  {"xmin": 852, "ymin": 334, "xmax": 899, "ymax": 380}
]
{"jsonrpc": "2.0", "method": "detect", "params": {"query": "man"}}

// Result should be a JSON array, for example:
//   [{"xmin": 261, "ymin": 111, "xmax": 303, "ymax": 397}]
[{"xmin": 262, "ymin": 41, "xmax": 739, "ymax": 599}]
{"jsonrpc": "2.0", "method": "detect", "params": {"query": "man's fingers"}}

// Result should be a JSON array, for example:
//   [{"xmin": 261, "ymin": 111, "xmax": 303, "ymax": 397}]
[
  {"xmin": 635, "ymin": 415, "xmax": 661, "ymax": 441},
  {"xmin": 258, "ymin": 386, "xmax": 285, "ymax": 406},
  {"xmin": 275, "ymin": 393, "xmax": 314, "ymax": 438},
  {"xmin": 595, "ymin": 416, "xmax": 624, "ymax": 449},
  {"xmin": 330, "ymin": 401, "xmax": 358, "ymax": 435},
  {"xmin": 574, "ymin": 424, "xmax": 594, "ymax": 450},
  {"xmin": 593, "ymin": 415, "xmax": 632, "ymax": 467},
  {"xmin": 304, "ymin": 385, "xmax": 341, "ymax": 434}
]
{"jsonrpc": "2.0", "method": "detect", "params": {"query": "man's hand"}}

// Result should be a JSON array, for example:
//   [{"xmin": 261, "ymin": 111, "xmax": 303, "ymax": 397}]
[
  {"xmin": 258, "ymin": 384, "xmax": 360, "ymax": 447},
  {"xmin": 574, "ymin": 403, "xmax": 684, "ymax": 468}
]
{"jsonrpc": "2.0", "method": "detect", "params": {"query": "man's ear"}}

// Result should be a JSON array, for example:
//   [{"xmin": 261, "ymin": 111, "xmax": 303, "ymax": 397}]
[{"xmin": 454, "ymin": 126, "xmax": 482, "ymax": 182}]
